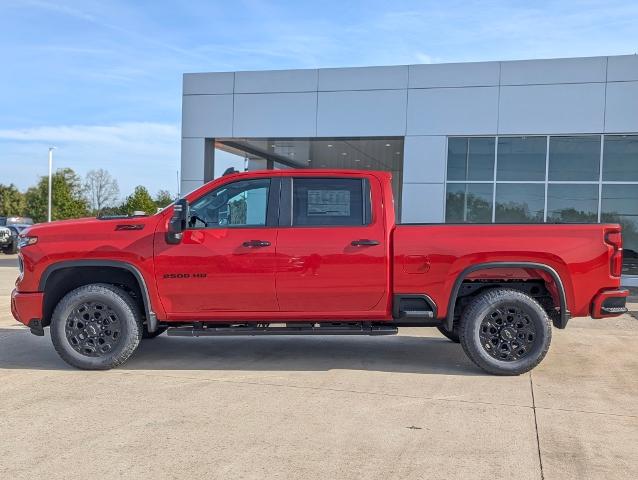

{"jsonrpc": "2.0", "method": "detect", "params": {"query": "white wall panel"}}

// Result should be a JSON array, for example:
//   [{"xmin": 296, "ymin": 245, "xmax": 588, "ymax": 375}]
[
  {"xmin": 317, "ymin": 90, "xmax": 407, "ymax": 136},
  {"xmin": 181, "ymin": 95, "xmax": 233, "ymax": 137},
  {"xmin": 235, "ymin": 69, "xmax": 318, "ymax": 93},
  {"xmin": 400, "ymin": 183, "xmax": 445, "ymax": 223},
  {"xmin": 180, "ymin": 138, "xmax": 205, "ymax": 181},
  {"xmin": 180, "ymin": 180, "xmax": 205, "ymax": 196},
  {"xmin": 409, "ymin": 61, "xmax": 499, "ymax": 88},
  {"xmin": 318, "ymin": 66, "xmax": 408, "ymax": 91},
  {"xmin": 403, "ymin": 136, "xmax": 447, "ymax": 183},
  {"xmin": 407, "ymin": 87, "xmax": 498, "ymax": 135},
  {"xmin": 607, "ymin": 55, "xmax": 638, "ymax": 82},
  {"xmin": 500, "ymin": 57, "xmax": 606, "ymax": 85},
  {"xmin": 498, "ymin": 83, "xmax": 605, "ymax": 134},
  {"xmin": 605, "ymin": 81, "xmax": 638, "ymax": 132},
  {"xmin": 233, "ymin": 92, "xmax": 317, "ymax": 137},
  {"xmin": 183, "ymin": 72, "xmax": 234, "ymax": 95}
]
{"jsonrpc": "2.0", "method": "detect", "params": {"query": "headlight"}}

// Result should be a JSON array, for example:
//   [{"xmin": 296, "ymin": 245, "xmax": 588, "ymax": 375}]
[{"xmin": 18, "ymin": 236, "xmax": 38, "ymax": 249}]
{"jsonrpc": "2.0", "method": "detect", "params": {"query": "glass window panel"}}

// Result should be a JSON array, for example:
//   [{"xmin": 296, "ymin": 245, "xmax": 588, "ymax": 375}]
[
  {"xmin": 445, "ymin": 183, "xmax": 493, "ymax": 223},
  {"xmin": 292, "ymin": 178, "xmax": 366, "ymax": 226},
  {"xmin": 601, "ymin": 184, "xmax": 638, "ymax": 275},
  {"xmin": 548, "ymin": 136, "xmax": 600, "ymax": 181},
  {"xmin": 603, "ymin": 135, "xmax": 638, "ymax": 181},
  {"xmin": 495, "ymin": 183, "xmax": 545, "ymax": 223},
  {"xmin": 189, "ymin": 179, "xmax": 270, "ymax": 228},
  {"xmin": 467, "ymin": 137, "xmax": 495, "ymax": 181},
  {"xmin": 447, "ymin": 137, "xmax": 495, "ymax": 181},
  {"xmin": 497, "ymin": 137, "xmax": 547, "ymax": 181},
  {"xmin": 447, "ymin": 137, "xmax": 468, "ymax": 181},
  {"xmin": 547, "ymin": 184, "xmax": 598, "ymax": 223}
]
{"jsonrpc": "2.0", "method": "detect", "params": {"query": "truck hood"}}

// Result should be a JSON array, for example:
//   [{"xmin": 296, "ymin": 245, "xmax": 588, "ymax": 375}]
[{"xmin": 24, "ymin": 215, "xmax": 162, "ymax": 242}]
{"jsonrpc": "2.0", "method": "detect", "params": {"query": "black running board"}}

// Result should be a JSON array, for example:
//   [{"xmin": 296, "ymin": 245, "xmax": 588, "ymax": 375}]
[
  {"xmin": 167, "ymin": 324, "xmax": 398, "ymax": 337},
  {"xmin": 398, "ymin": 310, "xmax": 434, "ymax": 319}
]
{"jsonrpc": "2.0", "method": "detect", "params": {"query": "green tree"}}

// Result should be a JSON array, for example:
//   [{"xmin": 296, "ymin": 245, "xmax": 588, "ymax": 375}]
[
  {"xmin": 0, "ymin": 184, "xmax": 26, "ymax": 216},
  {"xmin": 154, "ymin": 189, "xmax": 174, "ymax": 209},
  {"xmin": 24, "ymin": 168, "xmax": 89, "ymax": 222},
  {"xmin": 121, "ymin": 186, "xmax": 157, "ymax": 215}
]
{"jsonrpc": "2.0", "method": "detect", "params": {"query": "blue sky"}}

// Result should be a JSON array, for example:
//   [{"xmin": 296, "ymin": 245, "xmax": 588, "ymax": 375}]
[{"xmin": 1, "ymin": 0, "xmax": 637, "ymax": 197}]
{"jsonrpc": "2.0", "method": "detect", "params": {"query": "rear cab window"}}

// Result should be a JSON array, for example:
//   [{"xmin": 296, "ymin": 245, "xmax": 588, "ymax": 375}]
[{"xmin": 289, "ymin": 178, "xmax": 371, "ymax": 227}]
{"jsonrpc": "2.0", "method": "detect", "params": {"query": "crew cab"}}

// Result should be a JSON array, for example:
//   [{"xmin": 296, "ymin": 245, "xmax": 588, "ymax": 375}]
[{"xmin": 11, "ymin": 170, "xmax": 629, "ymax": 374}]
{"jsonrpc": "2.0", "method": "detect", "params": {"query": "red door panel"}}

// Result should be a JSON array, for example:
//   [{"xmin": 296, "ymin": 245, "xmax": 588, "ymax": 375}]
[
  {"xmin": 275, "ymin": 176, "xmax": 388, "ymax": 315},
  {"xmin": 276, "ymin": 227, "xmax": 386, "ymax": 312},
  {"xmin": 154, "ymin": 228, "xmax": 278, "ymax": 317}
]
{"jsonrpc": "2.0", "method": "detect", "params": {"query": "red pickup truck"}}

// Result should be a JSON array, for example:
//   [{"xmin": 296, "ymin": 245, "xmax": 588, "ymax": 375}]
[{"xmin": 11, "ymin": 169, "xmax": 628, "ymax": 375}]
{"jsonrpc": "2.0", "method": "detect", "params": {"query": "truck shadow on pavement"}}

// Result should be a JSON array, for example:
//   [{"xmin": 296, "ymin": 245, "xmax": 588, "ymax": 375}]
[{"xmin": 0, "ymin": 328, "xmax": 482, "ymax": 376}]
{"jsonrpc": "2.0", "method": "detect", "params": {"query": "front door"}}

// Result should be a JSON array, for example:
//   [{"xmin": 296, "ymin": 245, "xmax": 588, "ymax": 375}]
[
  {"xmin": 275, "ymin": 176, "xmax": 388, "ymax": 315},
  {"xmin": 154, "ymin": 177, "xmax": 279, "ymax": 319}
]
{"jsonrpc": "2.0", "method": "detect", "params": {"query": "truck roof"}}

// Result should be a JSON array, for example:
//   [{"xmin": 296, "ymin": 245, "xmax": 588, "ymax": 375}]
[{"xmin": 219, "ymin": 168, "xmax": 392, "ymax": 180}]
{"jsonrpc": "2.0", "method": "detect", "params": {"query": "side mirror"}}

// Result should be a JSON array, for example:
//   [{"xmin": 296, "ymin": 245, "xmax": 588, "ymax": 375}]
[{"xmin": 166, "ymin": 198, "xmax": 189, "ymax": 245}]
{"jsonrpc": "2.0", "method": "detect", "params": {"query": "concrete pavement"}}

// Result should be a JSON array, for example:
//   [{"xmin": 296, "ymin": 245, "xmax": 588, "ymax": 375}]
[{"xmin": 1, "ymin": 255, "xmax": 636, "ymax": 479}]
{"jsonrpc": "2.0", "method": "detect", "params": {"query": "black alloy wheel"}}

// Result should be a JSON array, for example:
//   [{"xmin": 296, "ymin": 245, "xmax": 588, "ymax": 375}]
[
  {"xmin": 65, "ymin": 301, "xmax": 122, "ymax": 356},
  {"xmin": 478, "ymin": 306, "xmax": 537, "ymax": 361},
  {"xmin": 459, "ymin": 288, "xmax": 552, "ymax": 375},
  {"xmin": 51, "ymin": 284, "xmax": 142, "ymax": 370}
]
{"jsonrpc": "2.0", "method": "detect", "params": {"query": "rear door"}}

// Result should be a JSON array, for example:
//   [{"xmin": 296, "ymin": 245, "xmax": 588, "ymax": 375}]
[{"xmin": 275, "ymin": 175, "xmax": 388, "ymax": 314}]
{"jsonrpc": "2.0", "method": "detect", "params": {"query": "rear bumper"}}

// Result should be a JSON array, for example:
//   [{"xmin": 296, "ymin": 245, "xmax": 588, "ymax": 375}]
[
  {"xmin": 11, "ymin": 289, "xmax": 44, "ymax": 333},
  {"xmin": 591, "ymin": 289, "xmax": 629, "ymax": 318}
]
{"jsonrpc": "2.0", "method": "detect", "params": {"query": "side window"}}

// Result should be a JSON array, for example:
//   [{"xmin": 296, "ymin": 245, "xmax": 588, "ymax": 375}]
[
  {"xmin": 292, "ymin": 178, "xmax": 370, "ymax": 226},
  {"xmin": 189, "ymin": 179, "xmax": 270, "ymax": 228}
]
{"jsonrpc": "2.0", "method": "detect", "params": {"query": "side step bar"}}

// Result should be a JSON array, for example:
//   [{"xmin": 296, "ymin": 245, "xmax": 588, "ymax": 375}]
[
  {"xmin": 398, "ymin": 310, "xmax": 434, "ymax": 319},
  {"xmin": 167, "ymin": 323, "xmax": 398, "ymax": 337}
]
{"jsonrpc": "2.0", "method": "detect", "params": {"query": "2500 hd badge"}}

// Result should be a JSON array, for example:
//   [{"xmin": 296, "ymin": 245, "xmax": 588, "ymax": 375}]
[{"xmin": 162, "ymin": 273, "xmax": 207, "ymax": 279}]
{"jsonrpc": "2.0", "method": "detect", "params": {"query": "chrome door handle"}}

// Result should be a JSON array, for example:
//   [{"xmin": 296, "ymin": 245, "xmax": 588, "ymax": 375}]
[
  {"xmin": 351, "ymin": 239, "xmax": 379, "ymax": 247},
  {"xmin": 242, "ymin": 240, "xmax": 271, "ymax": 248}
]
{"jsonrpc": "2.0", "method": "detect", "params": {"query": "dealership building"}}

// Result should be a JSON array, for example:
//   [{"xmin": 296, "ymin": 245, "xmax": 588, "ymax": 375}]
[{"xmin": 181, "ymin": 54, "xmax": 638, "ymax": 285}]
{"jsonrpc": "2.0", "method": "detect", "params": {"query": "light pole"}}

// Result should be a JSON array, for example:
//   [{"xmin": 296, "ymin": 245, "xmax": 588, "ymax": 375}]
[{"xmin": 47, "ymin": 147, "xmax": 56, "ymax": 222}]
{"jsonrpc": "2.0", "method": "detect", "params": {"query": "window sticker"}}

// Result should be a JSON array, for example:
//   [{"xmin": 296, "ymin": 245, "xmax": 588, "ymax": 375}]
[{"xmin": 307, "ymin": 190, "xmax": 350, "ymax": 216}]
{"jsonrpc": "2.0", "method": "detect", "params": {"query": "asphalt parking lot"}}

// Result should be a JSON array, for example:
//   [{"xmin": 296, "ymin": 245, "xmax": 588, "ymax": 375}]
[{"xmin": 1, "ymin": 253, "xmax": 636, "ymax": 480}]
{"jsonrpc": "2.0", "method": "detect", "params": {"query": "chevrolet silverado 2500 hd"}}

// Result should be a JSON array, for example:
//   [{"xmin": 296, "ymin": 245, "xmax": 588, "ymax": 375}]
[{"xmin": 11, "ymin": 170, "xmax": 629, "ymax": 374}]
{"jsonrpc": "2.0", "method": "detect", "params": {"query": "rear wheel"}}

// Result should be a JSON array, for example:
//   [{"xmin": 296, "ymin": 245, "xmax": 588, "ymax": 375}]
[
  {"xmin": 50, "ymin": 284, "xmax": 142, "ymax": 370},
  {"xmin": 436, "ymin": 325, "xmax": 460, "ymax": 343},
  {"xmin": 459, "ymin": 288, "xmax": 552, "ymax": 375}
]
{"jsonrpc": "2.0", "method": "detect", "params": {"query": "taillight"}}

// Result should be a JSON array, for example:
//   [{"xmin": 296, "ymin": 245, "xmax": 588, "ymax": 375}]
[{"xmin": 605, "ymin": 229, "xmax": 623, "ymax": 277}]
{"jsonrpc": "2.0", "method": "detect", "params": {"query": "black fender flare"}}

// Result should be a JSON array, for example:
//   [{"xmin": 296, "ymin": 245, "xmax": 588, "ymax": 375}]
[
  {"xmin": 446, "ymin": 262, "xmax": 569, "ymax": 330},
  {"xmin": 39, "ymin": 260, "xmax": 158, "ymax": 332}
]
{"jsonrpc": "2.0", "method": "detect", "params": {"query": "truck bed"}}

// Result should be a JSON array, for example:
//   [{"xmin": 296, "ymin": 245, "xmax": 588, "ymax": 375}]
[{"xmin": 393, "ymin": 223, "xmax": 620, "ymax": 320}]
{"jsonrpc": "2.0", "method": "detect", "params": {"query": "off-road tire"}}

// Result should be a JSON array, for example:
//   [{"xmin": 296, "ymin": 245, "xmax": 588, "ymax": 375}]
[
  {"xmin": 142, "ymin": 326, "xmax": 167, "ymax": 339},
  {"xmin": 51, "ymin": 284, "xmax": 142, "ymax": 370},
  {"xmin": 459, "ymin": 288, "xmax": 552, "ymax": 376},
  {"xmin": 2, "ymin": 240, "xmax": 17, "ymax": 254},
  {"xmin": 437, "ymin": 325, "xmax": 460, "ymax": 343}
]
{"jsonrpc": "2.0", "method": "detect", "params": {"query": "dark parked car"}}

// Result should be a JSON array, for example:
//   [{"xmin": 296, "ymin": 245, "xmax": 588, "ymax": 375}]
[{"xmin": 0, "ymin": 223, "xmax": 31, "ymax": 254}]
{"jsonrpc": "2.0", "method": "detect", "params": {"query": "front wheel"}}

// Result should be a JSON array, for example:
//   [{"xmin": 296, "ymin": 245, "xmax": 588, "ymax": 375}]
[
  {"xmin": 51, "ymin": 284, "xmax": 143, "ymax": 370},
  {"xmin": 459, "ymin": 288, "xmax": 552, "ymax": 376}
]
